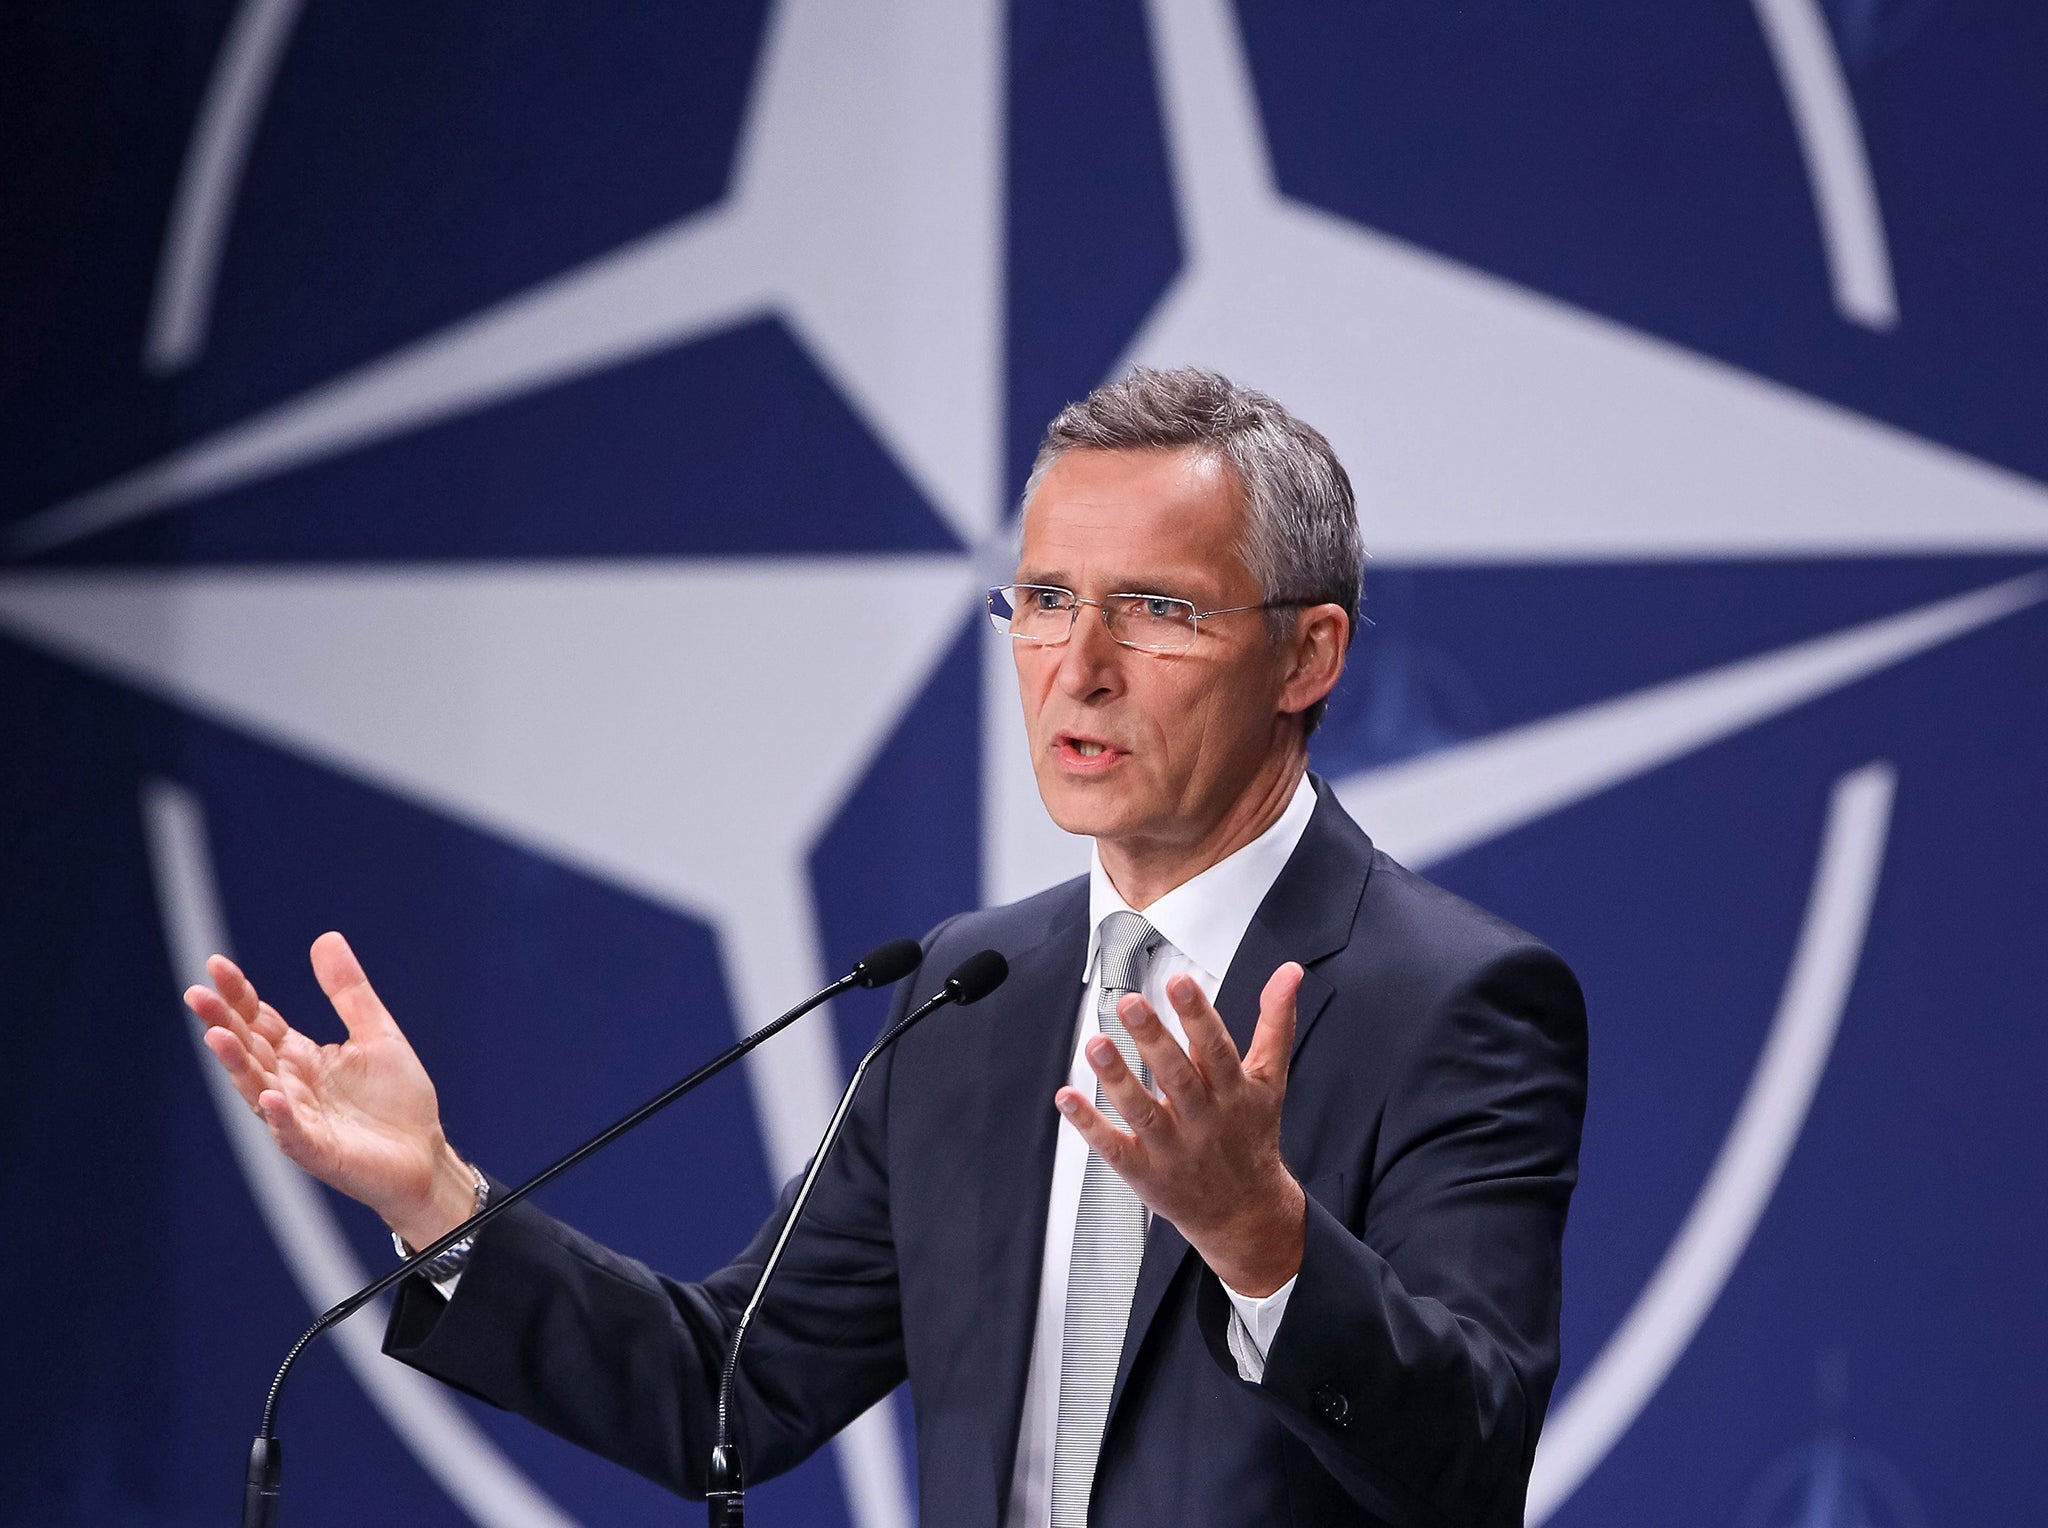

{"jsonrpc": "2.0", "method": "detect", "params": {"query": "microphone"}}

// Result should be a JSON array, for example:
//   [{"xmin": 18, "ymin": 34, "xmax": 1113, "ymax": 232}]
[
  {"xmin": 237, "ymin": 936, "xmax": 924, "ymax": 1528},
  {"xmin": 706, "ymin": 948, "xmax": 1010, "ymax": 1526}
]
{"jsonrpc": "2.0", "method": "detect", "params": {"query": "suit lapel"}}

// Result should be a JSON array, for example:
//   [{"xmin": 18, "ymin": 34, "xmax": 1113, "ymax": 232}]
[
  {"xmin": 973, "ymin": 887, "xmax": 1090, "ymax": 1508},
  {"xmin": 1104, "ymin": 780, "xmax": 1373, "ymax": 1422}
]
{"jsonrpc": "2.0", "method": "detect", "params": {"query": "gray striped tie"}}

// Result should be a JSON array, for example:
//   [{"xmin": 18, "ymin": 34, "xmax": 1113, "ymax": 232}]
[{"xmin": 1050, "ymin": 910, "xmax": 1161, "ymax": 1527}]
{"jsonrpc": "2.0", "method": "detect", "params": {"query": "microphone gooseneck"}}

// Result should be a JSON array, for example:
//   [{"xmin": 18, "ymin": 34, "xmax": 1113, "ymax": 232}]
[
  {"xmin": 708, "ymin": 949, "xmax": 1009, "ymax": 1526},
  {"xmin": 238, "ymin": 937, "xmax": 924, "ymax": 1528}
]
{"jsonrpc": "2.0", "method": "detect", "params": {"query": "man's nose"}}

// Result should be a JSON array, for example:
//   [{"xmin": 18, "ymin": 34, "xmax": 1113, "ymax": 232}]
[{"xmin": 1055, "ymin": 602, "xmax": 1125, "ymax": 699}]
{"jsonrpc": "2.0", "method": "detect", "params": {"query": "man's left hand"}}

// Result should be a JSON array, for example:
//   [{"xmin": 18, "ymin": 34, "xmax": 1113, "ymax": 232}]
[{"xmin": 1056, "ymin": 962, "xmax": 1307, "ymax": 1297}]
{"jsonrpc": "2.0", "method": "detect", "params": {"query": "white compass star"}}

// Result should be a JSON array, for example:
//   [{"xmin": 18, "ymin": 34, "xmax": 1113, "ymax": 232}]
[{"xmin": 2, "ymin": 4, "xmax": 2044, "ymax": 1528}]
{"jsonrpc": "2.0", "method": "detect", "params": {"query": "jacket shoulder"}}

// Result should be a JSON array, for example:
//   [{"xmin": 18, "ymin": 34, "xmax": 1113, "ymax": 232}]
[
  {"xmin": 1304, "ymin": 784, "xmax": 1572, "ymax": 991},
  {"xmin": 916, "ymin": 873, "xmax": 1088, "ymax": 977},
  {"xmin": 1343, "ymin": 845, "xmax": 1581, "ymax": 1021}
]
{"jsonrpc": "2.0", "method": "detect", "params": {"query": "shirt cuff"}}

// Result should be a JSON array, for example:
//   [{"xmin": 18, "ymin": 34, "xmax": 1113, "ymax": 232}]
[{"xmin": 1220, "ymin": 1273, "xmax": 1296, "ymax": 1383}]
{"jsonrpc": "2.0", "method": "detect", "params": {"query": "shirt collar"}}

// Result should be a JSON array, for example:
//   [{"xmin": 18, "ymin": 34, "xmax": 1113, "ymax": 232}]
[{"xmin": 1085, "ymin": 772, "xmax": 1318, "ymax": 985}]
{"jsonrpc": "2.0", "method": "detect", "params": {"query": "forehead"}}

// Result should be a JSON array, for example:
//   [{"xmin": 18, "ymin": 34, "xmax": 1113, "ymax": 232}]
[{"xmin": 1017, "ymin": 447, "xmax": 1254, "ymax": 592}]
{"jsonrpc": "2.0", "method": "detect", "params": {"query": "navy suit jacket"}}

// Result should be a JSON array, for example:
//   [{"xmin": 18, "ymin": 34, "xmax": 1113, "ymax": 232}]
[{"xmin": 386, "ymin": 780, "xmax": 1588, "ymax": 1526}]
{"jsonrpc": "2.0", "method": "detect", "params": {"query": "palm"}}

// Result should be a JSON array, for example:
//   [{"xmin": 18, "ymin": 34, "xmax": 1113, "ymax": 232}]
[
  {"xmin": 273, "ymin": 1022, "xmax": 441, "ymax": 1205},
  {"xmin": 187, "ymin": 931, "xmax": 448, "ymax": 1228}
]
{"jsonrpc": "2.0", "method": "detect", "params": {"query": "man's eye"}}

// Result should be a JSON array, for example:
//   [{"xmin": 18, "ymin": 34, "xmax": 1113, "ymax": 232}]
[
  {"xmin": 1141, "ymin": 597, "xmax": 1178, "ymax": 618},
  {"xmin": 1032, "ymin": 589, "xmax": 1071, "ymax": 610}
]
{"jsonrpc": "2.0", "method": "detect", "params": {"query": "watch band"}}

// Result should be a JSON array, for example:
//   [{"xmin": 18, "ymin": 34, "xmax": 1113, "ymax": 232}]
[{"xmin": 391, "ymin": 1161, "xmax": 490, "ymax": 1284}]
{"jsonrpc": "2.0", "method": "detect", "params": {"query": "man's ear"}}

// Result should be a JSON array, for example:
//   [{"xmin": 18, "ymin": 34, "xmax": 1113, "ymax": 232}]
[{"xmin": 1279, "ymin": 603, "xmax": 1348, "ymax": 719}]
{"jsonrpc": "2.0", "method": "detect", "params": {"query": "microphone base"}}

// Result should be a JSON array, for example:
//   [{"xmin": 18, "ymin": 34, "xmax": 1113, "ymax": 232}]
[
  {"xmin": 242, "ymin": 1434, "xmax": 284, "ymax": 1528},
  {"xmin": 707, "ymin": 1441, "xmax": 745, "ymax": 1526}
]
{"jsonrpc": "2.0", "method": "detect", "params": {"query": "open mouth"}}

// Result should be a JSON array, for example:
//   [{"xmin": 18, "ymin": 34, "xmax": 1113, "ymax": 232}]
[{"xmin": 1053, "ymin": 732, "xmax": 1127, "ymax": 770}]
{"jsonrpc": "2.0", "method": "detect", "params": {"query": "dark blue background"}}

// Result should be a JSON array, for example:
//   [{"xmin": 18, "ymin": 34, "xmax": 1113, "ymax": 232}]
[{"xmin": 4, "ymin": 3, "xmax": 2043, "ymax": 1524}]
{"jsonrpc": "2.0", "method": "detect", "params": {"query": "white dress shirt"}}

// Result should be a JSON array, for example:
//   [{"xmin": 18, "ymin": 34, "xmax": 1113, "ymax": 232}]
[{"xmin": 1003, "ymin": 772, "xmax": 1317, "ymax": 1528}]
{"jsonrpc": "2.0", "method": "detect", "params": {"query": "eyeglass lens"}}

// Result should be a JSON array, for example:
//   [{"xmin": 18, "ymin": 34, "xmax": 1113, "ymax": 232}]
[{"xmin": 987, "ymin": 586, "xmax": 1198, "ymax": 651}]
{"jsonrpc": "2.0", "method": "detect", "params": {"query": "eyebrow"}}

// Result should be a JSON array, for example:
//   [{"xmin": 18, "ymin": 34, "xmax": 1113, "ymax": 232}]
[{"xmin": 1013, "ymin": 570, "xmax": 1205, "ymax": 600}]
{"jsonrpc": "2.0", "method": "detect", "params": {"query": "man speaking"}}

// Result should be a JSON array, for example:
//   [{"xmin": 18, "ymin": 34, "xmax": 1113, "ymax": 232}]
[{"xmin": 188, "ymin": 367, "xmax": 1588, "ymax": 1527}]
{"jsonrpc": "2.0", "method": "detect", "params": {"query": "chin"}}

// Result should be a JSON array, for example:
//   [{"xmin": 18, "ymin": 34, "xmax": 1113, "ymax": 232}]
[{"xmin": 1034, "ymin": 772, "xmax": 1137, "ymax": 841}]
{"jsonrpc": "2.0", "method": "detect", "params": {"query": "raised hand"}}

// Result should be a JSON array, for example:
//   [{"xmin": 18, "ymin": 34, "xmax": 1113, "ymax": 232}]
[
  {"xmin": 185, "ymin": 930, "xmax": 479, "ymax": 1252},
  {"xmin": 1056, "ymin": 963, "xmax": 1308, "ymax": 1297}
]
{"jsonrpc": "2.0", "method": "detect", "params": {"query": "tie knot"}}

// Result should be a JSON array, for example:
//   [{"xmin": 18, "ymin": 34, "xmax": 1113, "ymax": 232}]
[{"xmin": 1095, "ymin": 910, "xmax": 1160, "ymax": 996}]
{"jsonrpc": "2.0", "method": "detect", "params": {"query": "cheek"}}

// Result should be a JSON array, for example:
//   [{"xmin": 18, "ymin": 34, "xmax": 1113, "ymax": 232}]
[
  {"xmin": 1187, "ymin": 659, "xmax": 1280, "ymax": 747},
  {"xmin": 1012, "ymin": 650, "xmax": 1050, "ymax": 713},
  {"xmin": 1015, "ymin": 654, "xmax": 1076, "ymax": 749},
  {"xmin": 1132, "ymin": 667, "xmax": 1220, "ymax": 760}
]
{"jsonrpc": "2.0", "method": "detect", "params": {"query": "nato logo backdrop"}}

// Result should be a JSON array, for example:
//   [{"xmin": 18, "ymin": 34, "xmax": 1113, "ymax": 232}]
[{"xmin": 3, "ymin": 2, "xmax": 2044, "ymax": 1526}]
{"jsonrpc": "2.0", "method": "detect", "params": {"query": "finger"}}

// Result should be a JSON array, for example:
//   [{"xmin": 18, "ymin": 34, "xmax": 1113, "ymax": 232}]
[
  {"xmin": 271, "ymin": 1023, "xmax": 327, "ymax": 1082},
  {"xmin": 188, "ymin": 981, "xmax": 270, "ymax": 1070},
  {"xmin": 207, "ymin": 954, "xmax": 263, "ymax": 1031},
  {"xmin": 1084, "ymin": 1034, "xmax": 1167, "ymax": 1136},
  {"xmin": 238, "ymin": 1019, "xmax": 282, "ymax": 1076},
  {"xmin": 251, "ymin": 1000, "xmax": 289, "ymax": 1047},
  {"xmin": 1055, "ymin": 1085, "xmax": 1144, "ymax": 1175},
  {"xmin": 269, "ymin": 1053, "xmax": 329, "ymax": 1125},
  {"xmin": 1243, "ymin": 962, "xmax": 1304, "ymax": 1083},
  {"xmin": 234, "ymin": 999, "xmax": 286, "ymax": 1073},
  {"xmin": 1115, "ymin": 992, "xmax": 1206, "ymax": 1107},
  {"xmin": 310, "ymin": 931, "xmax": 400, "ymax": 1041},
  {"xmin": 199, "ymin": 973, "xmax": 280, "ymax": 1075},
  {"xmin": 255, "ymin": 1087, "xmax": 321, "ymax": 1167},
  {"xmin": 184, "ymin": 980, "xmax": 231, "ymax": 1027},
  {"xmin": 200, "ymin": 1022, "xmax": 275, "ymax": 1112},
  {"xmin": 192, "ymin": 965, "xmax": 297, "ymax": 1073},
  {"xmin": 1165, "ymin": 974, "xmax": 1246, "ymax": 1087}
]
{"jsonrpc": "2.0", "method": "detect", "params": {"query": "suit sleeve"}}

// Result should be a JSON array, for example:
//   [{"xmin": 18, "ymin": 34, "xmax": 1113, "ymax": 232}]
[
  {"xmin": 1211, "ymin": 943, "xmax": 1588, "ymax": 1528},
  {"xmin": 379, "ymin": 1021, "xmax": 911, "ymax": 1499}
]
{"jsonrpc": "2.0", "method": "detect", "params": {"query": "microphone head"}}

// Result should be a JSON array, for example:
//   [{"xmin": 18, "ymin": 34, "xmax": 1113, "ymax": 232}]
[
  {"xmin": 942, "ymin": 949, "xmax": 1009, "ymax": 1005},
  {"xmin": 850, "ymin": 938, "xmax": 923, "ymax": 989}
]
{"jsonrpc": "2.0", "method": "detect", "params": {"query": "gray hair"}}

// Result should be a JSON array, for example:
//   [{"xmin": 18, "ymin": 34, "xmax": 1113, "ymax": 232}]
[{"xmin": 1022, "ymin": 366, "xmax": 1364, "ymax": 733}]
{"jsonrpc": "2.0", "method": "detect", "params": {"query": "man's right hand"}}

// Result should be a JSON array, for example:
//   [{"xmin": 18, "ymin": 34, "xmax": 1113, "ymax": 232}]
[{"xmin": 184, "ymin": 930, "xmax": 479, "ymax": 1254}]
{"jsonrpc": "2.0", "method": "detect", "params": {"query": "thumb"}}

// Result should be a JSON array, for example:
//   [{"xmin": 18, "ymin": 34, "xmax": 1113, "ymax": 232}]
[
  {"xmin": 1244, "ymin": 961, "xmax": 1303, "ymax": 1083},
  {"xmin": 310, "ymin": 930, "xmax": 399, "ymax": 1041}
]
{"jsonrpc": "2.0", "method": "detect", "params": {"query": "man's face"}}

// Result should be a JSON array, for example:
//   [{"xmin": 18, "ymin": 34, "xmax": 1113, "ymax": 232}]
[{"xmin": 1013, "ymin": 446, "xmax": 1302, "ymax": 855}]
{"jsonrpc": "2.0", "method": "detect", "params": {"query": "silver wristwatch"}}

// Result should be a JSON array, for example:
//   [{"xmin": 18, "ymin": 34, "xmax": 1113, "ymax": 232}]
[{"xmin": 392, "ymin": 1162, "xmax": 490, "ymax": 1283}]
